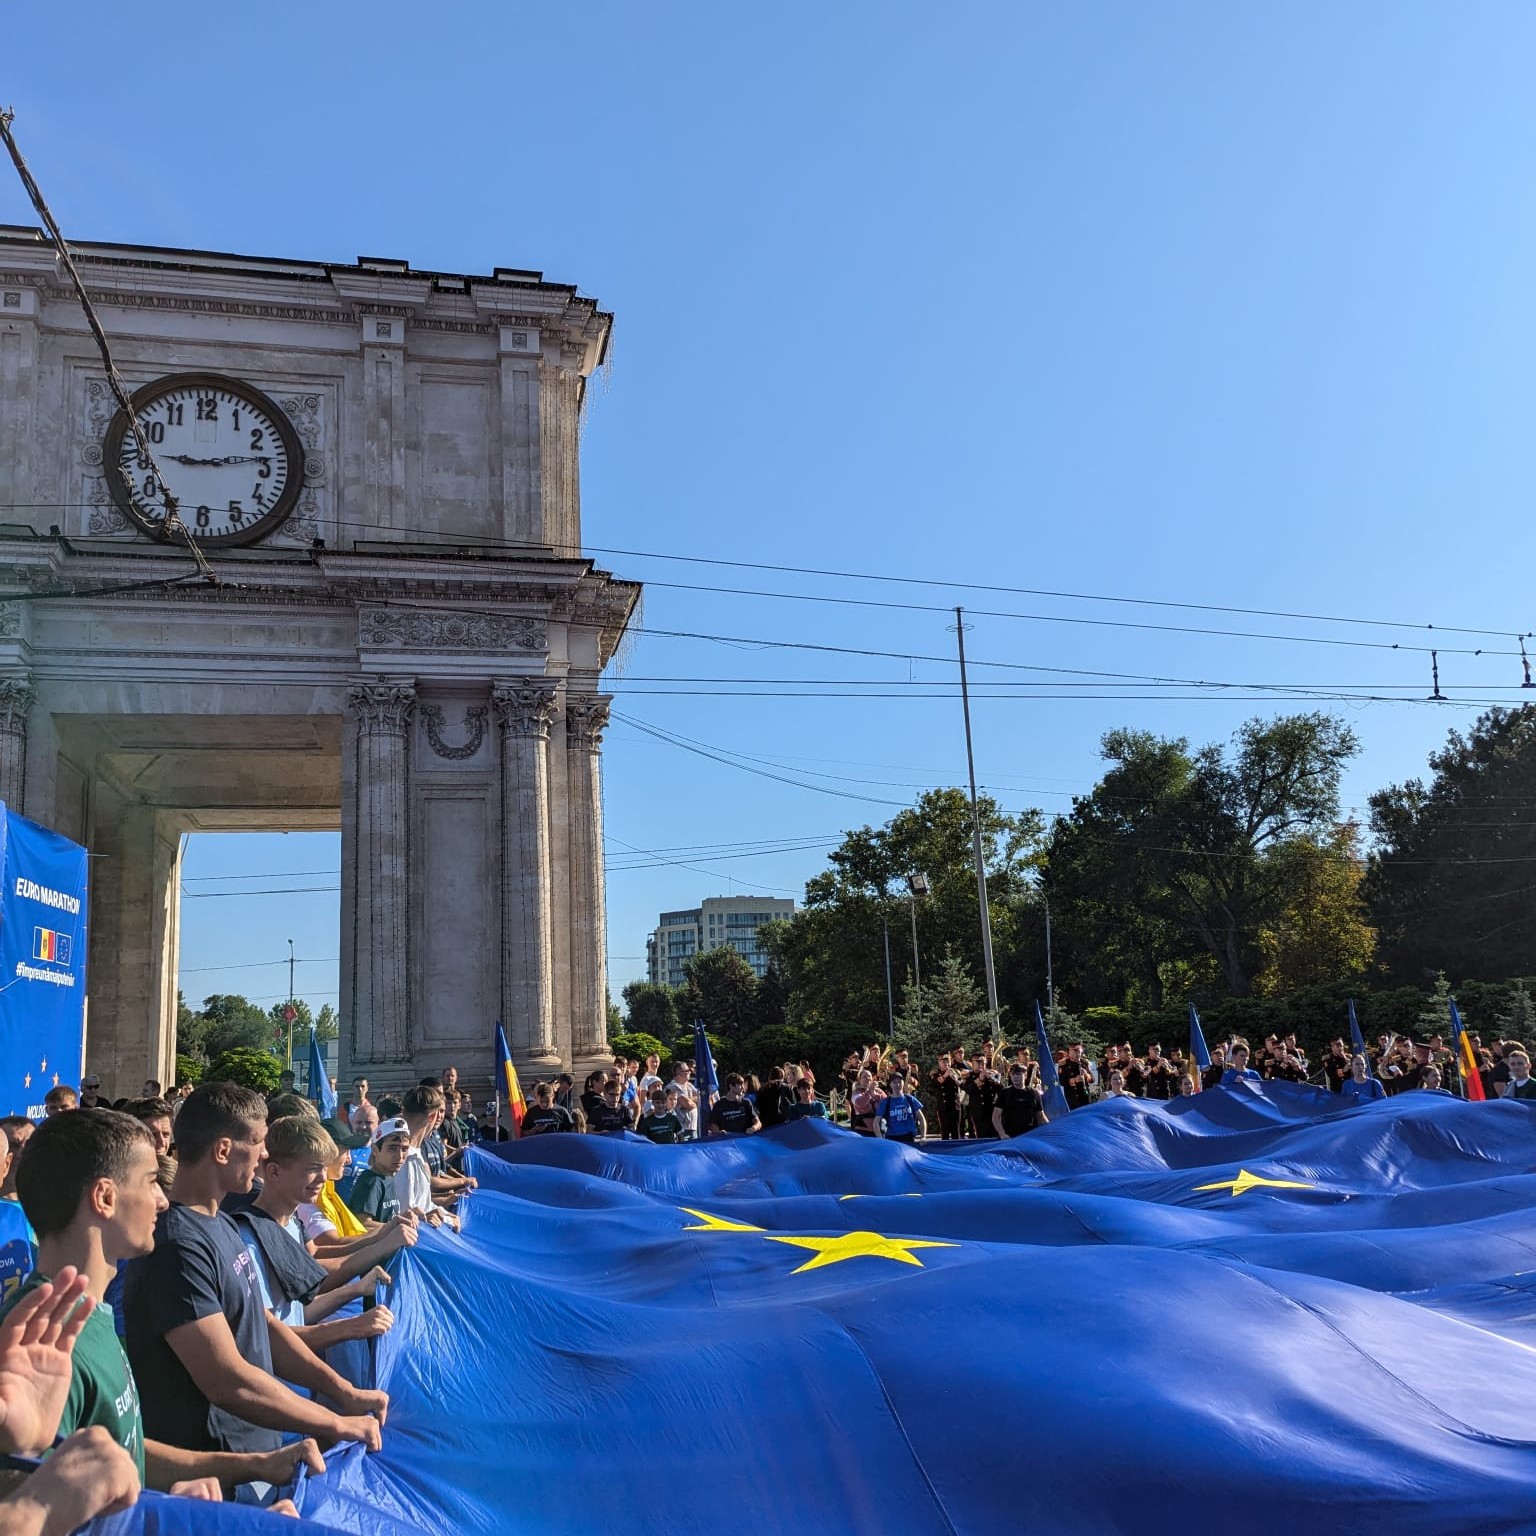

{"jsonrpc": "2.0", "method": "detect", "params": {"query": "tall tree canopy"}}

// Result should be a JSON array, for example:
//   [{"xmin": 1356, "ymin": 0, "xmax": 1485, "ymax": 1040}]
[
  {"xmin": 1365, "ymin": 706, "xmax": 1536, "ymax": 983},
  {"xmin": 1042, "ymin": 714, "xmax": 1362, "ymax": 1000},
  {"xmin": 766, "ymin": 787, "xmax": 1045, "ymax": 1034}
]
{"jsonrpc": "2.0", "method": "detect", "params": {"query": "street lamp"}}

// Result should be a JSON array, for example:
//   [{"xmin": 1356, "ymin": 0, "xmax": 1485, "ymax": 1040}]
[{"xmin": 906, "ymin": 872, "xmax": 930, "ymax": 1022}]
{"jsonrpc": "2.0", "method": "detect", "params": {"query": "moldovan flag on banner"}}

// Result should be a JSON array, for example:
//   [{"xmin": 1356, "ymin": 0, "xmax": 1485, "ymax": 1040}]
[
  {"xmin": 1449, "ymin": 997, "xmax": 1486, "ymax": 1102},
  {"xmin": 495, "ymin": 1021, "xmax": 526, "ymax": 1130}
]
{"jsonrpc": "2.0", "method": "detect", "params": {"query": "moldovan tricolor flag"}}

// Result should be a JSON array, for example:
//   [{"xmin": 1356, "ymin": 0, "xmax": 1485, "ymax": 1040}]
[
  {"xmin": 1449, "ymin": 997, "xmax": 1486, "ymax": 1102},
  {"xmin": 494, "ymin": 1021, "xmax": 527, "ymax": 1130}
]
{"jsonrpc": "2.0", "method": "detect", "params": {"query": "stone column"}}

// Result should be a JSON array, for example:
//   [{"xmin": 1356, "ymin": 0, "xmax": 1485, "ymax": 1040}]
[
  {"xmin": 493, "ymin": 681, "xmax": 560, "ymax": 1064},
  {"xmin": 0, "ymin": 677, "xmax": 35, "ymax": 811},
  {"xmin": 565, "ymin": 694, "xmax": 612, "ymax": 1064},
  {"xmin": 346, "ymin": 682, "xmax": 415, "ymax": 1065}
]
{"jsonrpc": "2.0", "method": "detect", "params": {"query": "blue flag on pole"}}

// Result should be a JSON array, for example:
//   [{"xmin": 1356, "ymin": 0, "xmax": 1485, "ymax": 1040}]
[
  {"xmin": 308, "ymin": 1027, "xmax": 336, "ymax": 1120},
  {"xmin": 1348, "ymin": 997, "xmax": 1371, "ymax": 1075},
  {"xmin": 1188, "ymin": 1003, "xmax": 1212, "ymax": 1088},
  {"xmin": 692, "ymin": 1019, "xmax": 718, "ymax": 1134},
  {"xmin": 1034, "ymin": 1000, "xmax": 1070, "ymax": 1119}
]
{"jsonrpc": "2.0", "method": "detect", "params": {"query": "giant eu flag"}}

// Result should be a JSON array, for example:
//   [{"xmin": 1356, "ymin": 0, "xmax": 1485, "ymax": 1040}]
[{"xmin": 277, "ymin": 1079, "xmax": 1536, "ymax": 1536}]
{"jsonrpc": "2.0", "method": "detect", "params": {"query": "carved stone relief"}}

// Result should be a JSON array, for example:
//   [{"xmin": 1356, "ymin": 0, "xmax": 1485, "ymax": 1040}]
[
  {"xmin": 359, "ymin": 607, "xmax": 547, "ymax": 653},
  {"xmin": 421, "ymin": 703, "xmax": 489, "ymax": 760}
]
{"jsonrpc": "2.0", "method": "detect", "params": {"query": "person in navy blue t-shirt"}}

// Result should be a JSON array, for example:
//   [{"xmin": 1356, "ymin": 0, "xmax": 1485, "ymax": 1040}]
[
  {"xmin": 874, "ymin": 1075, "xmax": 926, "ymax": 1144},
  {"xmin": 1338, "ymin": 1055, "xmax": 1385, "ymax": 1106}
]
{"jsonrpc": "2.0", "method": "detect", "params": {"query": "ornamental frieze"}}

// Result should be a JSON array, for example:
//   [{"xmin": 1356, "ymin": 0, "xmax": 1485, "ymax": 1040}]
[{"xmin": 359, "ymin": 607, "xmax": 547, "ymax": 654}]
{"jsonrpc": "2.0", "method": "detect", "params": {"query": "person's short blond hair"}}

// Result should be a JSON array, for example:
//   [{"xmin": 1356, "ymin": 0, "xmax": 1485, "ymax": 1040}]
[
  {"xmin": 264, "ymin": 1114, "xmax": 338, "ymax": 1165},
  {"xmin": 1508, "ymin": 1050, "xmax": 1530, "ymax": 1071}
]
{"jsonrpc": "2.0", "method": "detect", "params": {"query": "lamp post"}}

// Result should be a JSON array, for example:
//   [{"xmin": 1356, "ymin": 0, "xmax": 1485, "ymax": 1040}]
[
  {"xmin": 906, "ymin": 872, "xmax": 929, "ymax": 1022},
  {"xmin": 1044, "ymin": 895, "xmax": 1055, "ymax": 1022},
  {"xmin": 285, "ymin": 939, "xmax": 296, "ymax": 1066}
]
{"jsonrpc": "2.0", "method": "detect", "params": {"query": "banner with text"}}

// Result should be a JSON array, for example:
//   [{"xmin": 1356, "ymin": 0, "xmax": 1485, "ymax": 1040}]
[{"xmin": 0, "ymin": 804, "xmax": 88, "ymax": 1116}]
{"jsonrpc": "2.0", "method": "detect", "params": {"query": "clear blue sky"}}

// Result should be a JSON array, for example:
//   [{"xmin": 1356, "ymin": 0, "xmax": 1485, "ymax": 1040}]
[{"xmin": 8, "ymin": 3, "xmax": 1536, "ymax": 1021}]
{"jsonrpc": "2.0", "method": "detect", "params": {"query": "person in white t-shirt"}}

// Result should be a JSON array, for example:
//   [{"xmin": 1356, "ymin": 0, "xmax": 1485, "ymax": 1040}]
[
  {"xmin": 667, "ymin": 1063, "xmax": 699, "ymax": 1139},
  {"xmin": 395, "ymin": 1089, "xmax": 456, "ymax": 1230}
]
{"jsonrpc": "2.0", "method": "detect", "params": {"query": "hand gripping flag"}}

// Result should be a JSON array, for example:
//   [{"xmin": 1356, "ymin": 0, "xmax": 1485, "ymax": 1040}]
[
  {"xmin": 1188, "ymin": 1003, "xmax": 1211, "ymax": 1092},
  {"xmin": 1449, "ymin": 996, "xmax": 1486, "ymax": 1101},
  {"xmin": 1348, "ymin": 997, "xmax": 1372, "ymax": 1076},
  {"xmin": 494, "ymin": 1021, "xmax": 527, "ymax": 1131},
  {"xmin": 308, "ymin": 1027, "xmax": 336, "ymax": 1120},
  {"xmin": 1034, "ymin": 1000, "xmax": 1070, "ymax": 1119}
]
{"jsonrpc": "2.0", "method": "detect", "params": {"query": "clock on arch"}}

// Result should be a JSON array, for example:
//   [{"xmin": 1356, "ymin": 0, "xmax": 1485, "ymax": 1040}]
[{"xmin": 102, "ymin": 373, "xmax": 305, "ymax": 546}]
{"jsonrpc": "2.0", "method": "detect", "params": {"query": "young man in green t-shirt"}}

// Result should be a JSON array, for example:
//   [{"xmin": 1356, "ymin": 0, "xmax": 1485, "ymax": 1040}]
[
  {"xmin": 9, "ymin": 1108, "xmax": 324, "ymax": 1499},
  {"xmin": 346, "ymin": 1117, "xmax": 409, "ymax": 1227}
]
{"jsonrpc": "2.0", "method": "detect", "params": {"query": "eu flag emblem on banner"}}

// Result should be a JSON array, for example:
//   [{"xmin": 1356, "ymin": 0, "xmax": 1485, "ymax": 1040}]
[{"xmin": 32, "ymin": 927, "xmax": 70, "ymax": 965}]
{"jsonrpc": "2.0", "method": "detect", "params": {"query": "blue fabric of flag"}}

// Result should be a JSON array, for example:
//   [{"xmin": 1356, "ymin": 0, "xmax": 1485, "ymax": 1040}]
[
  {"xmin": 1188, "ymin": 1001, "xmax": 1211, "ymax": 1075},
  {"xmin": 308, "ymin": 1028, "xmax": 336, "ymax": 1120},
  {"xmin": 1033, "ymin": 999, "xmax": 1070, "ymax": 1118},
  {"xmin": 74, "ymin": 1082, "xmax": 1536, "ymax": 1536},
  {"xmin": 691, "ymin": 1017, "xmax": 718, "ymax": 1120},
  {"xmin": 1348, "ymin": 996, "xmax": 1371, "ymax": 1073}
]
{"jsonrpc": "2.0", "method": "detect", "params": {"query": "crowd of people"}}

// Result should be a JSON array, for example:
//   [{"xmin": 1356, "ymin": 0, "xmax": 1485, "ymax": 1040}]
[
  {"xmin": 0, "ymin": 1020, "xmax": 1526, "ymax": 1530},
  {"xmin": 0, "ymin": 1061, "xmax": 497, "ymax": 1527}
]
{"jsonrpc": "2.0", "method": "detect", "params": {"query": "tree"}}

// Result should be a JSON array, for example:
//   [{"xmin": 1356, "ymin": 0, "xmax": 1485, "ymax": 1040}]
[
  {"xmin": 608, "ymin": 1031, "xmax": 665, "ymax": 1064},
  {"xmin": 677, "ymin": 947, "xmax": 759, "ymax": 1046},
  {"xmin": 207, "ymin": 1048, "xmax": 281, "ymax": 1094},
  {"xmin": 194, "ymin": 995, "xmax": 273, "ymax": 1061},
  {"xmin": 1043, "ymin": 714, "xmax": 1361, "ymax": 1000},
  {"xmin": 313, "ymin": 1003, "xmax": 338, "ymax": 1043},
  {"xmin": 605, "ymin": 987, "xmax": 623, "ymax": 1036},
  {"xmin": 1253, "ymin": 824, "xmax": 1376, "ymax": 994},
  {"xmin": 1365, "ymin": 706, "xmax": 1536, "ymax": 983},
  {"xmin": 893, "ymin": 946, "xmax": 993, "ymax": 1067},
  {"xmin": 622, "ymin": 981, "xmax": 679, "ymax": 1041},
  {"xmin": 769, "ymin": 788, "xmax": 1045, "ymax": 1037},
  {"xmin": 1415, "ymin": 972, "xmax": 1455, "ymax": 1040},
  {"xmin": 268, "ymin": 998, "xmax": 312, "ymax": 1057},
  {"xmin": 1497, "ymin": 982, "xmax": 1536, "ymax": 1040}
]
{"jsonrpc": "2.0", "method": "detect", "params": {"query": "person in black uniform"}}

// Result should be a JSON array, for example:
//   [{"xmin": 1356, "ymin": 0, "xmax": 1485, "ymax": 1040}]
[
  {"xmin": 963, "ymin": 1053, "xmax": 1000, "ymax": 1139},
  {"xmin": 930, "ymin": 1054, "xmax": 964, "ymax": 1141}
]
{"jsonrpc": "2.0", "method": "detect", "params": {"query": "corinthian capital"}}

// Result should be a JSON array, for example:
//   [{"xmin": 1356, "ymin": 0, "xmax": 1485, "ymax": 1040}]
[
  {"xmin": 348, "ymin": 682, "xmax": 417, "ymax": 733},
  {"xmin": 564, "ymin": 694, "xmax": 612, "ymax": 751},
  {"xmin": 0, "ymin": 677, "xmax": 35, "ymax": 735},
  {"xmin": 492, "ymin": 681, "xmax": 559, "ymax": 740}
]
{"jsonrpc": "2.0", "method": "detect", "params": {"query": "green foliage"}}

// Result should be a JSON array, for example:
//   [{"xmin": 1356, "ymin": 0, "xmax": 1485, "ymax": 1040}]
[
  {"xmin": 194, "ymin": 995, "xmax": 275, "ymax": 1060},
  {"xmin": 1415, "ymin": 972, "xmax": 1455, "ymax": 1040},
  {"xmin": 668, "ymin": 1032, "xmax": 731, "ymax": 1077},
  {"xmin": 771, "ymin": 788, "xmax": 1045, "ymax": 1039},
  {"xmin": 622, "ymin": 981, "xmax": 679, "ymax": 1041},
  {"xmin": 1043, "ymin": 713, "xmax": 1362, "ymax": 1000},
  {"xmin": 677, "ymin": 947, "xmax": 759, "ymax": 1045},
  {"xmin": 1497, "ymin": 982, "xmax": 1536, "ymax": 1041},
  {"xmin": 1366, "ymin": 706, "xmax": 1536, "ymax": 983},
  {"xmin": 173, "ymin": 1053, "xmax": 204, "ymax": 1087},
  {"xmin": 207, "ymin": 1048, "xmax": 281, "ymax": 1094},
  {"xmin": 606, "ymin": 986, "xmax": 623, "ymax": 1035},
  {"xmin": 313, "ymin": 1004, "xmax": 338, "ymax": 1043},
  {"xmin": 737, "ymin": 1025, "xmax": 812, "ymax": 1078},
  {"xmin": 608, "ymin": 1031, "xmax": 665, "ymax": 1065},
  {"xmin": 893, "ymin": 946, "xmax": 994, "ymax": 1066}
]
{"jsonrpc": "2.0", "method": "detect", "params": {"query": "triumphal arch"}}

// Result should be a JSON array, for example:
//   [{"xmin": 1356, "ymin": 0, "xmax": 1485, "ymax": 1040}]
[{"xmin": 0, "ymin": 228, "xmax": 637, "ymax": 1096}]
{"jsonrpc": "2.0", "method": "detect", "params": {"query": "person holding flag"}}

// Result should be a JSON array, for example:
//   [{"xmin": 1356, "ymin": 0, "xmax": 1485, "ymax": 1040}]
[
  {"xmin": 1449, "ymin": 998, "xmax": 1487, "ymax": 1101},
  {"xmin": 308, "ymin": 1028, "xmax": 337, "ymax": 1121},
  {"xmin": 494, "ymin": 1022, "xmax": 527, "ymax": 1134}
]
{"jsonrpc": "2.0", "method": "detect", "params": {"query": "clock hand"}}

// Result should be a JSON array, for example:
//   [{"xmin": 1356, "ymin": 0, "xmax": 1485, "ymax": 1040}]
[{"xmin": 158, "ymin": 454, "xmax": 273, "ymax": 466}]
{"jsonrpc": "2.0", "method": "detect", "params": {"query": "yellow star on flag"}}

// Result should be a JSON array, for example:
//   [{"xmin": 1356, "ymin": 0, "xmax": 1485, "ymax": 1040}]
[
  {"xmin": 22, "ymin": 1074, "xmax": 29, "ymax": 1089},
  {"xmin": 764, "ymin": 1230, "xmax": 957, "ymax": 1274},
  {"xmin": 1193, "ymin": 1169, "xmax": 1316, "ymax": 1197},
  {"xmin": 51, "ymin": 1074, "xmax": 58, "ymax": 1087},
  {"xmin": 837, "ymin": 1192, "xmax": 924, "ymax": 1201},
  {"xmin": 680, "ymin": 1207, "xmax": 765, "ymax": 1233},
  {"xmin": 39, "ymin": 1058, "xmax": 46, "ymax": 1074}
]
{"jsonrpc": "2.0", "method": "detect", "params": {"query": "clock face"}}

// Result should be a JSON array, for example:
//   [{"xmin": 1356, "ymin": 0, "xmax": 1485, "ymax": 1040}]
[{"xmin": 102, "ymin": 373, "xmax": 305, "ymax": 546}]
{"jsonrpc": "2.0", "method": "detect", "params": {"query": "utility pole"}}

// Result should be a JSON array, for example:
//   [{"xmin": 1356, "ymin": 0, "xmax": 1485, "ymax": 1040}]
[
  {"xmin": 286, "ymin": 939, "xmax": 296, "ymax": 1065},
  {"xmin": 954, "ymin": 608, "xmax": 1000, "ymax": 1021},
  {"xmin": 882, "ymin": 917, "xmax": 895, "ymax": 1039},
  {"xmin": 1044, "ymin": 895, "xmax": 1055, "ymax": 1021}
]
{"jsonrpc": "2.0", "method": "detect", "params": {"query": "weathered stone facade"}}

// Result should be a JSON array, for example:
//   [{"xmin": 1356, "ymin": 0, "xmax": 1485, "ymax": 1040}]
[{"xmin": 0, "ymin": 229, "xmax": 636, "ymax": 1096}]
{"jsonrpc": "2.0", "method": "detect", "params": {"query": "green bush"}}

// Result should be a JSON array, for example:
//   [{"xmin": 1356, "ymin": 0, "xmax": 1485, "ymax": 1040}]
[
  {"xmin": 737, "ymin": 1025, "xmax": 812, "ymax": 1078},
  {"xmin": 206, "ymin": 1048, "xmax": 281, "ymax": 1095},
  {"xmin": 607, "ymin": 1031, "xmax": 665, "ymax": 1065},
  {"xmin": 173, "ymin": 1053, "xmax": 204, "ymax": 1088}
]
